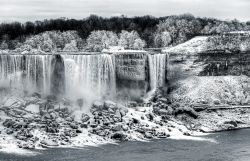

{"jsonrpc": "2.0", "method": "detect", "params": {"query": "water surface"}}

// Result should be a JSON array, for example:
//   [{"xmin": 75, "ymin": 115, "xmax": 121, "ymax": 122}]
[{"xmin": 1, "ymin": 129, "xmax": 250, "ymax": 161}]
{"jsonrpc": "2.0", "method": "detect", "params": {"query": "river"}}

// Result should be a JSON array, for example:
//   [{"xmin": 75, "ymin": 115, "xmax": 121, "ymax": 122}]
[{"xmin": 1, "ymin": 129, "xmax": 250, "ymax": 161}]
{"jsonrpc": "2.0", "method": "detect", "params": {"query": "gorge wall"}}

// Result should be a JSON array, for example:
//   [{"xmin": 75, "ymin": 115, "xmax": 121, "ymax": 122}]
[
  {"xmin": 198, "ymin": 51, "xmax": 250, "ymax": 76},
  {"xmin": 167, "ymin": 50, "xmax": 250, "ymax": 79}
]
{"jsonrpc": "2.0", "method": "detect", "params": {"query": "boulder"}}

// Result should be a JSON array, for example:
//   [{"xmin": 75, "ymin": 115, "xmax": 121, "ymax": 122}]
[
  {"xmin": 81, "ymin": 114, "xmax": 90, "ymax": 123},
  {"xmin": 112, "ymin": 124, "xmax": 123, "ymax": 131},
  {"xmin": 40, "ymin": 139, "xmax": 59, "ymax": 147},
  {"xmin": 50, "ymin": 112, "xmax": 58, "ymax": 120},
  {"xmin": 43, "ymin": 113, "xmax": 51, "ymax": 120},
  {"xmin": 15, "ymin": 129, "xmax": 33, "ymax": 140},
  {"xmin": 65, "ymin": 129, "xmax": 77, "ymax": 137},
  {"xmin": 115, "ymin": 111, "xmax": 122, "ymax": 119},
  {"xmin": 145, "ymin": 113, "xmax": 154, "ymax": 121},
  {"xmin": 76, "ymin": 129, "xmax": 82, "ymax": 133},
  {"xmin": 80, "ymin": 123, "xmax": 88, "ymax": 128},
  {"xmin": 92, "ymin": 101, "xmax": 104, "ymax": 110},
  {"xmin": 174, "ymin": 107, "xmax": 198, "ymax": 119},
  {"xmin": 224, "ymin": 120, "xmax": 237, "ymax": 127},
  {"xmin": 3, "ymin": 119, "xmax": 16, "ymax": 128},
  {"xmin": 132, "ymin": 118, "xmax": 140, "ymax": 124},
  {"xmin": 90, "ymin": 124, "xmax": 98, "ymax": 128},
  {"xmin": 6, "ymin": 129, "xmax": 14, "ymax": 134},
  {"xmin": 31, "ymin": 92, "xmax": 41, "ymax": 98},
  {"xmin": 19, "ymin": 142, "xmax": 35, "ymax": 149},
  {"xmin": 213, "ymin": 99, "xmax": 221, "ymax": 105},
  {"xmin": 158, "ymin": 98, "xmax": 169, "ymax": 103},
  {"xmin": 111, "ymin": 132, "xmax": 127, "ymax": 141},
  {"xmin": 156, "ymin": 132, "xmax": 170, "ymax": 138},
  {"xmin": 183, "ymin": 131, "xmax": 191, "ymax": 136},
  {"xmin": 192, "ymin": 105, "xmax": 208, "ymax": 112},
  {"xmin": 122, "ymin": 125, "xmax": 129, "ymax": 131},
  {"xmin": 18, "ymin": 142, "xmax": 35, "ymax": 149},
  {"xmin": 45, "ymin": 126, "xmax": 59, "ymax": 133},
  {"xmin": 70, "ymin": 123, "xmax": 78, "ymax": 129},
  {"xmin": 145, "ymin": 132, "xmax": 153, "ymax": 139},
  {"xmin": 3, "ymin": 97, "xmax": 25, "ymax": 108},
  {"xmin": 119, "ymin": 107, "xmax": 128, "ymax": 117},
  {"xmin": 158, "ymin": 109, "xmax": 168, "ymax": 115},
  {"xmin": 104, "ymin": 101, "xmax": 117, "ymax": 110},
  {"xmin": 46, "ymin": 95, "xmax": 57, "ymax": 102},
  {"xmin": 26, "ymin": 104, "xmax": 40, "ymax": 113},
  {"xmin": 65, "ymin": 117, "xmax": 74, "ymax": 122}
]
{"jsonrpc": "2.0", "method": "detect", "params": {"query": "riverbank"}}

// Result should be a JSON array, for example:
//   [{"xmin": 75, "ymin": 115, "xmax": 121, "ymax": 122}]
[
  {"xmin": 0, "ymin": 92, "xmax": 208, "ymax": 154},
  {"xmin": 1, "ymin": 74, "xmax": 250, "ymax": 155}
]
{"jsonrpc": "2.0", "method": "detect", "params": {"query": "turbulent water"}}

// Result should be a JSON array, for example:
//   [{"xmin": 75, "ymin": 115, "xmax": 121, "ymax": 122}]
[
  {"xmin": 2, "ymin": 129, "xmax": 250, "ymax": 161},
  {"xmin": 63, "ymin": 54, "xmax": 116, "ymax": 100}
]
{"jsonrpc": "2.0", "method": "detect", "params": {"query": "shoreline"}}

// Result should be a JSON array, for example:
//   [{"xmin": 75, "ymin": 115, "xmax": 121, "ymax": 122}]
[{"xmin": 1, "ymin": 94, "xmax": 250, "ymax": 155}]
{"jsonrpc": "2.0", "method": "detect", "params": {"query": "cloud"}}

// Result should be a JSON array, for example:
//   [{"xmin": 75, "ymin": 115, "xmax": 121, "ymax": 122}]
[{"xmin": 0, "ymin": 0, "xmax": 249, "ymax": 22}]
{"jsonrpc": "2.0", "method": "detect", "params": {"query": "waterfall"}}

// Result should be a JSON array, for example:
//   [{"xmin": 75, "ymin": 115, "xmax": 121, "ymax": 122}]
[
  {"xmin": 0, "ymin": 55, "xmax": 52, "ymax": 94},
  {"xmin": 148, "ymin": 53, "xmax": 168, "ymax": 91},
  {"xmin": 0, "ymin": 55, "xmax": 23, "ymax": 90},
  {"xmin": 0, "ymin": 52, "xmax": 168, "ymax": 101},
  {"xmin": 63, "ymin": 54, "xmax": 116, "ymax": 100}
]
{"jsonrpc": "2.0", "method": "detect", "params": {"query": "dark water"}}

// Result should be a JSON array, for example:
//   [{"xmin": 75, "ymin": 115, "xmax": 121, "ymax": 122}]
[{"xmin": 1, "ymin": 129, "xmax": 250, "ymax": 161}]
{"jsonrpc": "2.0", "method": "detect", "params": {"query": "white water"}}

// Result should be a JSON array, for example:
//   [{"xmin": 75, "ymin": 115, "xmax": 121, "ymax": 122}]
[
  {"xmin": 148, "ymin": 53, "xmax": 168, "ymax": 90},
  {"xmin": 0, "ymin": 55, "xmax": 52, "ymax": 94},
  {"xmin": 63, "ymin": 54, "xmax": 116, "ymax": 102}
]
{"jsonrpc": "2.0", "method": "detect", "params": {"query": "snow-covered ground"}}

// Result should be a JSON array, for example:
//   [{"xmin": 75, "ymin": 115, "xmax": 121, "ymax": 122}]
[
  {"xmin": 0, "ymin": 100, "xmax": 213, "ymax": 156},
  {"xmin": 163, "ymin": 36, "xmax": 208, "ymax": 55},
  {"xmin": 172, "ymin": 75, "xmax": 250, "ymax": 105}
]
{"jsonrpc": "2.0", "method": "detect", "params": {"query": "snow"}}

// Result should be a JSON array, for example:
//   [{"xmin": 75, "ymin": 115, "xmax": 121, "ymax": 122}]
[
  {"xmin": 0, "ymin": 124, "xmax": 39, "ymax": 156},
  {"xmin": 70, "ymin": 129, "xmax": 114, "ymax": 147},
  {"xmin": 228, "ymin": 31, "xmax": 250, "ymax": 34},
  {"xmin": 162, "ymin": 36, "xmax": 208, "ymax": 55},
  {"xmin": 124, "ymin": 107, "xmax": 214, "ymax": 142},
  {"xmin": 112, "ymin": 50, "xmax": 147, "ymax": 53},
  {"xmin": 25, "ymin": 104, "xmax": 40, "ymax": 113},
  {"xmin": 172, "ymin": 75, "xmax": 250, "ymax": 104}
]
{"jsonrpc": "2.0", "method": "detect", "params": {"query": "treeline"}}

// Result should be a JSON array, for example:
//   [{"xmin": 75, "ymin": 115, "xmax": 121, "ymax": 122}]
[{"xmin": 0, "ymin": 14, "xmax": 250, "ymax": 50}]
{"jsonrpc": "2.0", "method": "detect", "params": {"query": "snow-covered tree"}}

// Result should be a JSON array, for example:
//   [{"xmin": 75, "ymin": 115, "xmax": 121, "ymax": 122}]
[
  {"xmin": 0, "ymin": 41, "xmax": 8, "ymax": 50},
  {"xmin": 63, "ymin": 40, "xmax": 79, "ymax": 51},
  {"xmin": 118, "ymin": 30, "xmax": 146, "ymax": 49},
  {"xmin": 134, "ymin": 38, "xmax": 146, "ymax": 50},
  {"xmin": 86, "ymin": 30, "xmax": 118, "ymax": 52},
  {"xmin": 18, "ymin": 30, "xmax": 82, "ymax": 52},
  {"xmin": 154, "ymin": 31, "xmax": 172, "ymax": 47},
  {"xmin": 215, "ymin": 23, "xmax": 231, "ymax": 34}
]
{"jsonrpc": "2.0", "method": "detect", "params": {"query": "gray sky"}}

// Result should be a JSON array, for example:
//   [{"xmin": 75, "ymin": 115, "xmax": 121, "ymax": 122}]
[{"xmin": 0, "ymin": 0, "xmax": 249, "ymax": 22}]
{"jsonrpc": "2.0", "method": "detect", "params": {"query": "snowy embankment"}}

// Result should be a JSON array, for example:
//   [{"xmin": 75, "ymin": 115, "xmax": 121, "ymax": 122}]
[
  {"xmin": 172, "ymin": 75, "xmax": 250, "ymax": 105},
  {"xmin": 0, "ymin": 93, "xmax": 213, "ymax": 155},
  {"xmin": 163, "ymin": 36, "xmax": 208, "ymax": 55},
  {"xmin": 168, "ymin": 75, "xmax": 250, "ymax": 133}
]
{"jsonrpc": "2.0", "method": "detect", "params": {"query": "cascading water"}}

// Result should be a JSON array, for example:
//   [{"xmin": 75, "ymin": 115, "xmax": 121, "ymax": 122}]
[
  {"xmin": 0, "ymin": 52, "xmax": 168, "ymax": 106},
  {"xmin": 63, "ymin": 54, "xmax": 116, "ymax": 101},
  {"xmin": 0, "ymin": 55, "xmax": 52, "ymax": 94},
  {"xmin": 148, "ymin": 53, "xmax": 168, "ymax": 91}
]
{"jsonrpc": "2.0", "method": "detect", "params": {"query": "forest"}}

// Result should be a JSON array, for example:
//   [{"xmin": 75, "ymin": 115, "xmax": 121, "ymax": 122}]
[{"xmin": 0, "ymin": 14, "xmax": 250, "ymax": 52}]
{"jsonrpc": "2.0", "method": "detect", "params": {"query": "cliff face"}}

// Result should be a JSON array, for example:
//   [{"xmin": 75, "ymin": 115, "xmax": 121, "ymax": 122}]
[
  {"xmin": 168, "ymin": 50, "xmax": 250, "ymax": 79},
  {"xmin": 198, "ymin": 51, "xmax": 250, "ymax": 76},
  {"xmin": 114, "ymin": 52, "xmax": 149, "ymax": 100}
]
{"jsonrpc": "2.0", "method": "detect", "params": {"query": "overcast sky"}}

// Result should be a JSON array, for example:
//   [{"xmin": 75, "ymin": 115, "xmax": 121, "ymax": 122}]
[{"xmin": 0, "ymin": 0, "xmax": 249, "ymax": 22}]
